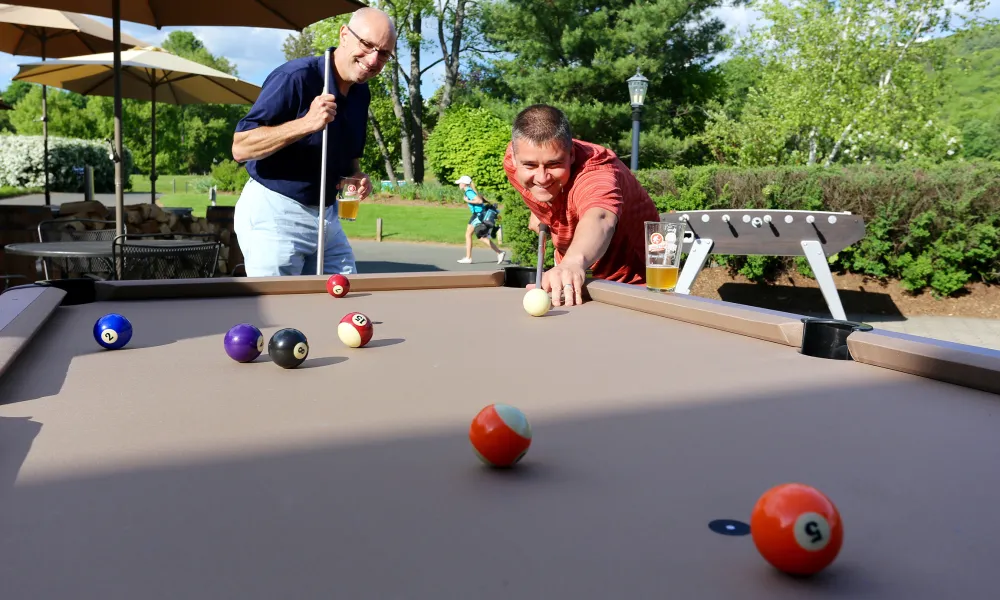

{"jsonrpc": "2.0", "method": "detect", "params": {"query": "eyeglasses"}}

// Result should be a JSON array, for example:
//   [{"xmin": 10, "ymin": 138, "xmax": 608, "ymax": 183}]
[{"xmin": 346, "ymin": 26, "xmax": 395, "ymax": 62}]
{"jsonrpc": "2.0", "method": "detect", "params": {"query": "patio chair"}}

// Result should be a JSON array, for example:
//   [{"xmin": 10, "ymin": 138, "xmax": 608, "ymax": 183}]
[
  {"xmin": 36, "ymin": 218, "xmax": 117, "ymax": 279},
  {"xmin": 111, "ymin": 232, "xmax": 222, "ymax": 280}
]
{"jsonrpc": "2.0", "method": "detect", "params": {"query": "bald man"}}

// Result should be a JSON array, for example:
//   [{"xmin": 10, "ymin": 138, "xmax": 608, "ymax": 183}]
[{"xmin": 231, "ymin": 8, "xmax": 397, "ymax": 277}]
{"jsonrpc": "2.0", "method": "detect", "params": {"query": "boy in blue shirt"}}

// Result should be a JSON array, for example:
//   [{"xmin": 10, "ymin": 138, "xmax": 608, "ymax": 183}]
[{"xmin": 455, "ymin": 175, "xmax": 505, "ymax": 264}]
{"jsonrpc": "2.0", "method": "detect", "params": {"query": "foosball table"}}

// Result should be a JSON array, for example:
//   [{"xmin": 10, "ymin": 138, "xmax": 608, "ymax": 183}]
[{"xmin": 659, "ymin": 209, "xmax": 867, "ymax": 320}]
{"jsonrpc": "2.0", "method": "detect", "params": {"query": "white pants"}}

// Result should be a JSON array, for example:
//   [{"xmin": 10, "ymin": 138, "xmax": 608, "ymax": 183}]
[{"xmin": 234, "ymin": 177, "xmax": 357, "ymax": 277}]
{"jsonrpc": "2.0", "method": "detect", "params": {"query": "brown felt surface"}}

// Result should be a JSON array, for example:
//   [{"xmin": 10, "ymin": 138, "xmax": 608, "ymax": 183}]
[{"xmin": 1, "ymin": 284, "xmax": 1000, "ymax": 599}]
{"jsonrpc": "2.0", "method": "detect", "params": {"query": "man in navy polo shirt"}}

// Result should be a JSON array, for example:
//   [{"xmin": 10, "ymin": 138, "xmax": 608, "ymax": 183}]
[{"xmin": 231, "ymin": 7, "xmax": 396, "ymax": 277}]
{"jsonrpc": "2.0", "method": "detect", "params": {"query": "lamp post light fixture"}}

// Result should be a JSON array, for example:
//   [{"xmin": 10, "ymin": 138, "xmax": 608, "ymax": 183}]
[{"xmin": 627, "ymin": 68, "xmax": 649, "ymax": 171}]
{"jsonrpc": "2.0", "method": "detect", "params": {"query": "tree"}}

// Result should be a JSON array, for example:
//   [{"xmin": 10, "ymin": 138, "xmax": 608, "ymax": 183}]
[
  {"xmin": 699, "ymin": 0, "xmax": 992, "ymax": 166},
  {"xmin": 475, "ymin": 0, "xmax": 733, "ymax": 168},
  {"xmin": 283, "ymin": 29, "xmax": 317, "ymax": 61}
]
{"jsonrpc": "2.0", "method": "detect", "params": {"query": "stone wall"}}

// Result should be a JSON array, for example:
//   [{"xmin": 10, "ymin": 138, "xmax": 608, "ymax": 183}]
[{"xmin": 56, "ymin": 200, "xmax": 236, "ymax": 275}]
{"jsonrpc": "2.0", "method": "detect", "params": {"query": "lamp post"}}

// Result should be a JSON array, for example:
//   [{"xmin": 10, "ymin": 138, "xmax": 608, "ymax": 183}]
[{"xmin": 627, "ymin": 68, "xmax": 649, "ymax": 171}]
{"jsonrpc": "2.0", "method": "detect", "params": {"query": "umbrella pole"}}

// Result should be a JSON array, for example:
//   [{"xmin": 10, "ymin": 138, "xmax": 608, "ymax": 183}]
[
  {"xmin": 42, "ymin": 84, "xmax": 48, "ymax": 207},
  {"xmin": 112, "ymin": 0, "xmax": 124, "ymax": 239},
  {"xmin": 41, "ymin": 39, "xmax": 49, "ymax": 208},
  {"xmin": 316, "ymin": 48, "xmax": 330, "ymax": 275},
  {"xmin": 150, "ymin": 87, "xmax": 156, "ymax": 205}
]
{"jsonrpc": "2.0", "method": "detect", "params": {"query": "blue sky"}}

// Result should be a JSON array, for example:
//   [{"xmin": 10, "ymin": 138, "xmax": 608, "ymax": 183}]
[{"xmin": 1, "ymin": 1, "xmax": 998, "ymax": 99}]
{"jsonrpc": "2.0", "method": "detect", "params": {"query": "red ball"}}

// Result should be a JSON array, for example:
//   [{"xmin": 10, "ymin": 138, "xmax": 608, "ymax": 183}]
[
  {"xmin": 750, "ymin": 483, "xmax": 843, "ymax": 575},
  {"xmin": 469, "ymin": 404, "xmax": 532, "ymax": 467},
  {"xmin": 327, "ymin": 274, "xmax": 350, "ymax": 298},
  {"xmin": 338, "ymin": 311, "xmax": 373, "ymax": 348}
]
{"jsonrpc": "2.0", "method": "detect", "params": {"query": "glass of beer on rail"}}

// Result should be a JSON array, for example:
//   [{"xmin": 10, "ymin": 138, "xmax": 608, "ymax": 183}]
[
  {"xmin": 645, "ymin": 220, "xmax": 685, "ymax": 292},
  {"xmin": 337, "ymin": 177, "xmax": 362, "ymax": 221}
]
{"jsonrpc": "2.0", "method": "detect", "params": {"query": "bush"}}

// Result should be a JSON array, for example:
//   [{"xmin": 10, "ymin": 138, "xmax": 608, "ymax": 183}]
[
  {"xmin": 0, "ymin": 134, "xmax": 133, "ymax": 193},
  {"xmin": 500, "ymin": 189, "xmax": 555, "ymax": 269},
  {"xmin": 425, "ymin": 106, "xmax": 511, "ymax": 194},
  {"xmin": 503, "ymin": 160, "xmax": 1000, "ymax": 297},
  {"xmin": 210, "ymin": 159, "xmax": 250, "ymax": 192},
  {"xmin": 642, "ymin": 161, "xmax": 1000, "ymax": 296}
]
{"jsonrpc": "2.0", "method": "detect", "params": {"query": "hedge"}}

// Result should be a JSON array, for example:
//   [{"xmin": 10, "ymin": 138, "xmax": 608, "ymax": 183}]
[
  {"xmin": 426, "ymin": 106, "xmax": 511, "ymax": 193},
  {"xmin": 0, "ymin": 134, "xmax": 134, "ymax": 193},
  {"xmin": 502, "ymin": 160, "xmax": 1000, "ymax": 297}
]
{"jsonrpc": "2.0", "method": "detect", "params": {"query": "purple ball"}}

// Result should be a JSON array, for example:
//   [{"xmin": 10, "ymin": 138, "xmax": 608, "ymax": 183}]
[{"xmin": 225, "ymin": 323, "xmax": 263, "ymax": 363}]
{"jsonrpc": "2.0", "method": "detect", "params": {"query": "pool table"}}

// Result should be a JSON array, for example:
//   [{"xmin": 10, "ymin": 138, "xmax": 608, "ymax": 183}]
[{"xmin": 1, "ymin": 268, "xmax": 999, "ymax": 599}]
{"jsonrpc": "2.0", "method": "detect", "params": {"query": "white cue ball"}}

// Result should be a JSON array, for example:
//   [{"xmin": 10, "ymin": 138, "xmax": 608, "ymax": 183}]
[{"xmin": 523, "ymin": 288, "xmax": 551, "ymax": 317}]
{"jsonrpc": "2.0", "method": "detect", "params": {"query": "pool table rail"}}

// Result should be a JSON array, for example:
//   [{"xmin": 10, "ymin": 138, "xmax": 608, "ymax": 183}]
[{"xmin": 2, "ymin": 269, "xmax": 1000, "ymax": 397}]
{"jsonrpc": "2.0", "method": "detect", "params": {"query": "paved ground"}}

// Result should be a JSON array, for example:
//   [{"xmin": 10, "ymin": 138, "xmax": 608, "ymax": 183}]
[{"xmin": 352, "ymin": 240, "xmax": 508, "ymax": 274}]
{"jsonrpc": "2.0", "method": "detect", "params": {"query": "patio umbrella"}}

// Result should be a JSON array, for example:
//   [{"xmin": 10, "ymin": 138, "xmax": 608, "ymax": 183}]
[
  {"xmin": 14, "ymin": 46, "xmax": 262, "ymax": 204},
  {"xmin": 0, "ymin": 4, "xmax": 148, "ymax": 206},
  {"xmin": 7, "ymin": 0, "xmax": 365, "ymax": 236}
]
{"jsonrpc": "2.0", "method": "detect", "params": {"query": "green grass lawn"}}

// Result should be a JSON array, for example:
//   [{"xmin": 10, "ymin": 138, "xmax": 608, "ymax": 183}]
[
  {"xmin": 0, "ymin": 186, "xmax": 40, "ymax": 199},
  {"xmin": 131, "ymin": 174, "xmax": 208, "ymax": 195},
  {"xmin": 339, "ymin": 203, "xmax": 478, "ymax": 244}
]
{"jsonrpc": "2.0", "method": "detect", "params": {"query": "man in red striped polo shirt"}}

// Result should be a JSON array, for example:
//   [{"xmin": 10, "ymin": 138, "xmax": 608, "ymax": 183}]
[{"xmin": 502, "ymin": 104, "xmax": 660, "ymax": 307}]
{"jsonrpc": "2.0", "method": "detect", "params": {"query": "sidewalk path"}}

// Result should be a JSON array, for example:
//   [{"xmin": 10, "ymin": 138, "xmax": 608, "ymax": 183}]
[{"xmin": 352, "ymin": 239, "xmax": 508, "ymax": 274}]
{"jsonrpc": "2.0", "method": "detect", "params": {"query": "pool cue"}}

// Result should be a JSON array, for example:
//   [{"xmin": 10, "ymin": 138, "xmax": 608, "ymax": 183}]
[
  {"xmin": 316, "ymin": 48, "xmax": 331, "ymax": 274},
  {"xmin": 536, "ymin": 224, "xmax": 549, "ymax": 287}
]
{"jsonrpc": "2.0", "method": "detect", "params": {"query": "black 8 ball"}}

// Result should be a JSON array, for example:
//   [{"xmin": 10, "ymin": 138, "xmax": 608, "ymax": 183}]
[{"xmin": 268, "ymin": 328, "xmax": 309, "ymax": 368}]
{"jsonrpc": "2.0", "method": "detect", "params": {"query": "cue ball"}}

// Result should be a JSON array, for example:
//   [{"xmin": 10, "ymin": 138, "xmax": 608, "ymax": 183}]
[
  {"xmin": 94, "ymin": 313, "xmax": 132, "ymax": 350},
  {"xmin": 268, "ymin": 328, "xmax": 309, "ymax": 368},
  {"xmin": 523, "ymin": 288, "xmax": 551, "ymax": 316},
  {"xmin": 469, "ymin": 403, "xmax": 532, "ymax": 467},
  {"xmin": 338, "ymin": 312, "xmax": 373, "ymax": 348},
  {"xmin": 224, "ymin": 323, "xmax": 264, "ymax": 362},
  {"xmin": 326, "ymin": 274, "xmax": 350, "ymax": 298},
  {"xmin": 750, "ymin": 483, "xmax": 843, "ymax": 575}
]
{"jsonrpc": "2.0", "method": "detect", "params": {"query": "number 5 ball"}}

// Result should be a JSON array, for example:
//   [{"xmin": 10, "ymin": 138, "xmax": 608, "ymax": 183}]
[
  {"xmin": 750, "ymin": 483, "xmax": 843, "ymax": 576},
  {"xmin": 94, "ymin": 313, "xmax": 132, "ymax": 349},
  {"xmin": 338, "ymin": 312, "xmax": 373, "ymax": 348},
  {"xmin": 469, "ymin": 404, "xmax": 532, "ymax": 467}
]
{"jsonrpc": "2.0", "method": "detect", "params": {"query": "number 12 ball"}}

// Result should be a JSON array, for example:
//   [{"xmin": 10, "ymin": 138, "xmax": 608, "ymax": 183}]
[
  {"xmin": 94, "ymin": 313, "xmax": 132, "ymax": 349},
  {"xmin": 469, "ymin": 403, "xmax": 532, "ymax": 467},
  {"xmin": 750, "ymin": 482, "xmax": 843, "ymax": 575}
]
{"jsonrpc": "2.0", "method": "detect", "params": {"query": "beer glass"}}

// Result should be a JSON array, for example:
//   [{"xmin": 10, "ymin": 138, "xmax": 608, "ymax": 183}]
[
  {"xmin": 337, "ymin": 177, "xmax": 362, "ymax": 221},
  {"xmin": 645, "ymin": 220, "xmax": 685, "ymax": 292}
]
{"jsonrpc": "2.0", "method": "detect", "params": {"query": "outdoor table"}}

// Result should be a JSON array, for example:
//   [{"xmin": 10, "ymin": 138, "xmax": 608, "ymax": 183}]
[{"xmin": 4, "ymin": 239, "xmax": 214, "ymax": 280}]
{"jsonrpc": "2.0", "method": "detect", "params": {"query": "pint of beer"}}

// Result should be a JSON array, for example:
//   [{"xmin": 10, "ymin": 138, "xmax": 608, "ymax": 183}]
[
  {"xmin": 645, "ymin": 220, "xmax": 686, "ymax": 292},
  {"xmin": 338, "ymin": 177, "xmax": 362, "ymax": 221}
]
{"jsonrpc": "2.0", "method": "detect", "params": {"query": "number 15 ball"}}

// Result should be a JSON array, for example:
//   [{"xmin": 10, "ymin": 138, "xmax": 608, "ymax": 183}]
[
  {"xmin": 338, "ymin": 312, "xmax": 373, "ymax": 348},
  {"xmin": 94, "ymin": 313, "xmax": 132, "ymax": 349},
  {"xmin": 750, "ymin": 482, "xmax": 843, "ymax": 575}
]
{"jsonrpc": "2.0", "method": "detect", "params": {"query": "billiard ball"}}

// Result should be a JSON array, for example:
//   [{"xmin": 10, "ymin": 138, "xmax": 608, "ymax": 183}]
[
  {"xmin": 750, "ymin": 483, "xmax": 843, "ymax": 575},
  {"xmin": 268, "ymin": 328, "xmax": 309, "ymax": 368},
  {"xmin": 523, "ymin": 288, "xmax": 551, "ymax": 317},
  {"xmin": 338, "ymin": 312, "xmax": 373, "ymax": 348},
  {"xmin": 224, "ymin": 323, "xmax": 264, "ymax": 362},
  {"xmin": 94, "ymin": 313, "xmax": 132, "ymax": 349},
  {"xmin": 327, "ymin": 274, "xmax": 350, "ymax": 298},
  {"xmin": 469, "ymin": 403, "xmax": 532, "ymax": 467}
]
